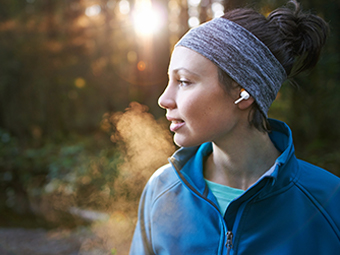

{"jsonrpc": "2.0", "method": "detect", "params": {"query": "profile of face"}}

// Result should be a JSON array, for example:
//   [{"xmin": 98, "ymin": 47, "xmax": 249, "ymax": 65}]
[{"xmin": 158, "ymin": 46, "xmax": 249, "ymax": 148}]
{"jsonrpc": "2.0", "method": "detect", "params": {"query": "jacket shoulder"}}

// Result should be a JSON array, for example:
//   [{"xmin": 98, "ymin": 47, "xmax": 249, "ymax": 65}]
[
  {"xmin": 296, "ymin": 159, "xmax": 340, "ymax": 231},
  {"xmin": 144, "ymin": 163, "xmax": 180, "ymax": 203},
  {"xmin": 296, "ymin": 159, "xmax": 340, "ymax": 193}
]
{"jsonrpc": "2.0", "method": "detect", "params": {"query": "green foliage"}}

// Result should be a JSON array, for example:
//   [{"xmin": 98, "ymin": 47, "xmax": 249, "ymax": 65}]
[
  {"xmin": 0, "ymin": 128, "xmax": 121, "ymax": 213},
  {"xmin": 0, "ymin": 0, "xmax": 339, "ymax": 230}
]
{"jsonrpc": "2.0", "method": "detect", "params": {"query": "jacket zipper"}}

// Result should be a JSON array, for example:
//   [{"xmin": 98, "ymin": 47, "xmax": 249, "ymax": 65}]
[
  {"xmin": 224, "ymin": 178, "xmax": 273, "ymax": 255},
  {"xmin": 171, "ymin": 157, "xmax": 271, "ymax": 255},
  {"xmin": 226, "ymin": 231, "xmax": 233, "ymax": 255},
  {"xmin": 170, "ymin": 158, "xmax": 228, "ymax": 254}
]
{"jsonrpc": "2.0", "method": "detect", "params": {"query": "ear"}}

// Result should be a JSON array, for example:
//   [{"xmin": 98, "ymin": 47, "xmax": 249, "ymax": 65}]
[{"xmin": 236, "ymin": 96, "xmax": 255, "ymax": 110}]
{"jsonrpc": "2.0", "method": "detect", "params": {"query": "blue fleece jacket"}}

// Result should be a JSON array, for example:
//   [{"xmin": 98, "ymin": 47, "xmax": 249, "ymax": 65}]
[{"xmin": 130, "ymin": 119, "xmax": 340, "ymax": 254}]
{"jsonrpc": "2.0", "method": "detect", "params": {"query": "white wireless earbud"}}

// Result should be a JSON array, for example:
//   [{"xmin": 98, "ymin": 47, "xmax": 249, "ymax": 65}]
[{"xmin": 234, "ymin": 89, "xmax": 250, "ymax": 104}]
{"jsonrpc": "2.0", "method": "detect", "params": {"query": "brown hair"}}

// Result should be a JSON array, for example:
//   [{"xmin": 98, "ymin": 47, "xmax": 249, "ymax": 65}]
[{"xmin": 218, "ymin": 0, "xmax": 329, "ymax": 132}]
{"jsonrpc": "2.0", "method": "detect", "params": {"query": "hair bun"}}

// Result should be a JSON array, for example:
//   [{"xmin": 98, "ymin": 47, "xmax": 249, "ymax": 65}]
[{"xmin": 267, "ymin": 0, "xmax": 329, "ymax": 77}]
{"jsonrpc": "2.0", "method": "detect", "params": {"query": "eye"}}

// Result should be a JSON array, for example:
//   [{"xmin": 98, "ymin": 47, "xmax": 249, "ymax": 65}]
[{"xmin": 178, "ymin": 79, "xmax": 192, "ymax": 87}]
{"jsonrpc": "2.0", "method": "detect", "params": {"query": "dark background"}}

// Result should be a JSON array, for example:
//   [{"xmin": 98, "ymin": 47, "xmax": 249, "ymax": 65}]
[{"xmin": 0, "ymin": 0, "xmax": 339, "ymax": 251}]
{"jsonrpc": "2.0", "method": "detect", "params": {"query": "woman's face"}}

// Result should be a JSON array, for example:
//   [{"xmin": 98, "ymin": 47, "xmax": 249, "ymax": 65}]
[{"xmin": 158, "ymin": 46, "xmax": 243, "ymax": 147}]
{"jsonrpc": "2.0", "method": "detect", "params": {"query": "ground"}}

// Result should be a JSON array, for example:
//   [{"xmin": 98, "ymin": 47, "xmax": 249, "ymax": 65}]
[
  {"xmin": 0, "ymin": 225, "xmax": 133, "ymax": 255},
  {"xmin": 0, "ymin": 210, "xmax": 134, "ymax": 255},
  {"xmin": 0, "ymin": 227, "xmax": 100, "ymax": 255}
]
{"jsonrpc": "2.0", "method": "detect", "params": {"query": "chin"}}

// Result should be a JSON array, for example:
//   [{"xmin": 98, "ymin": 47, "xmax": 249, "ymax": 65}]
[{"xmin": 173, "ymin": 134, "xmax": 205, "ymax": 148}]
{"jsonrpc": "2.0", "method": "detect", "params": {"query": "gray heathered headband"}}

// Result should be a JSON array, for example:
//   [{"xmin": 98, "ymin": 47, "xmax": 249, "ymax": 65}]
[{"xmin": 175, "ymin": 17, "xmax": 287, "ymax": 117}]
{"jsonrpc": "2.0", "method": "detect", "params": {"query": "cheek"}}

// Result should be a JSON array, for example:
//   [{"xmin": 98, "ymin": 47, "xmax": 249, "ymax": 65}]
[
  {"xmin": 182, "ymin": 93, "xmax": 231, "ymax": 126},
  {"xmin": 177, "ymin": 93, "xmax": 199, "ymax": 115},
  {"xmin": 180, "ymin": 96, "xmax": 209, "ymax": 121},
  {"xmin": 177, "ymin": 83, "xmax": 235, "ymax": 125}
]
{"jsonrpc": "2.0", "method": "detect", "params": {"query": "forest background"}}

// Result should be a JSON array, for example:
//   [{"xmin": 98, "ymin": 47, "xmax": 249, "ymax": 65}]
[{"xmin": 0, "ymin": 0, "xmax": 339, "ymax": 254}]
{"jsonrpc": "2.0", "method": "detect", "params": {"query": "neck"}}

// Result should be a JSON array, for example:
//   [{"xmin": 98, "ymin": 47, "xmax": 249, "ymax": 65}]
[{"xmin": 204, "ymin": 127, "xmax": 280, "ymax": 190}]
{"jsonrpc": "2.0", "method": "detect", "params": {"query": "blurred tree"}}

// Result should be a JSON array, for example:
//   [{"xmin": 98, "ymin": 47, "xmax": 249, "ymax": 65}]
[
  {"xmin": 0, "ymin": 0, "xmax": 171, "ymax": 140},
  {"xmin": 284, "ymin": 0, "xmax": 340, "ymax": 175},
  {"xmin": 0, "ymin": 0, "xmax": 90, "ymax": 139},
  {"xmin": 0, "ymin": 0, "xmax": 339, "ymax": 227},
  {"xmin": 0, "ymin": 0, "xmax": 172, "ymax": 220}
]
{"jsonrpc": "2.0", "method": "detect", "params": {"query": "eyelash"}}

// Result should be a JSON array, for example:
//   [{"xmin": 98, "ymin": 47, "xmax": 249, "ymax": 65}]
[{"xmin": 178, "ymin": 79, "xmax": 191, "ymax": 87}]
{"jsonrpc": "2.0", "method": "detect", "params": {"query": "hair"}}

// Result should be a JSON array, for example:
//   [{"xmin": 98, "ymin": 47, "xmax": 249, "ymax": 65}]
[{"xmin": 218, "ymin": 0, "xmax": 329, "ymax": 132}]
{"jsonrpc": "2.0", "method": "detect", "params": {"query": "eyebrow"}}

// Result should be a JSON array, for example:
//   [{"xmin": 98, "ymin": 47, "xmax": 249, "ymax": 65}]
[{"xmin": 168, "ymin": 67, "xmax": 200, "ymax": 78}]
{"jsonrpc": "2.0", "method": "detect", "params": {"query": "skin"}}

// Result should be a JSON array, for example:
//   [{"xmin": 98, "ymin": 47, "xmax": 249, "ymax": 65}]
[{"xmin": 158, "ymin": 46, "xmax": 281, "ymax": 190}]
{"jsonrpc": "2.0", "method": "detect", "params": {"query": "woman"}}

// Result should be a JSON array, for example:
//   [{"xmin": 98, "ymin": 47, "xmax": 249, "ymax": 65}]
[{"xmin": 130, "ymin": 1, "xmax": 340, "ymax": 254}]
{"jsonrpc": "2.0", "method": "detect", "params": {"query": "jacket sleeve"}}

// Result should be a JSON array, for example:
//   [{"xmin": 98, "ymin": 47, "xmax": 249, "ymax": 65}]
[{"xmin": 129, "ymin": 181, "xmax": 155, "ymax": 255}]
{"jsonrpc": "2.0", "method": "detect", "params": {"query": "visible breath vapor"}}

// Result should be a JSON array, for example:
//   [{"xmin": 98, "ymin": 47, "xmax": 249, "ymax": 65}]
[
  {"xmin": 111, "ymin": 101, "xmax": 175, "ymax": 200},
  {"xmin": 26, "ymin": 102, "xmax": 175, "ymax": 255},
  {"xmin": 81, "ymin": 101, "xmax": 175, "ymax": 254}
]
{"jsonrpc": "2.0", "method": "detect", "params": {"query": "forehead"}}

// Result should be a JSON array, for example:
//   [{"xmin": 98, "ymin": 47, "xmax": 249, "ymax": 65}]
[{"xmin": 168, "ymin": 46, "xmax": 218, "ymax": 76}]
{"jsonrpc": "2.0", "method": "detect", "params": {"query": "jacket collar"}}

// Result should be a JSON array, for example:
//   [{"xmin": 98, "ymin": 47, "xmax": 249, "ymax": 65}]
[{"xmin": 169, "ymin": 119, "xmax": 299, "ymax": 194}]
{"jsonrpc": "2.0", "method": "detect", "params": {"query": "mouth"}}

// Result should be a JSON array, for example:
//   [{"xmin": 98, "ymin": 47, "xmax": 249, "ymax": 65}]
[{"xmin": 166, "ymin": 116, "xmax": 185, "ymax": 132}]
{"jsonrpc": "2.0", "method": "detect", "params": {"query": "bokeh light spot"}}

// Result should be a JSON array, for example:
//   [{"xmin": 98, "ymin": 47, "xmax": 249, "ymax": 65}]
[
  {"xmin": 119, "ymin": 0, "xmax": 130, "ymax": 15},
  {"xmin": 85, "ymin": 5, "xmax": 101, "ymax": 17},
  {"xmin": 75, "ymin": 77, "xmax": 86, "ymax": 88},
  {"xmin": 188, "ymin": 16, "xmax": 200, "ymax": 27},
  {"xmin": 127, "ymin": 51, "xmax": 138, "ymax": 63},
  {"xmin": 188, "ymin": 0, "xmax": 201, "ymax": 7},
  {"xmin": 137, "ymin": 61, "xmax": 146, "ymax": 71},
  {"xmin": 212, "ymin": 2, "xmax": 224, "ymax": 17}
]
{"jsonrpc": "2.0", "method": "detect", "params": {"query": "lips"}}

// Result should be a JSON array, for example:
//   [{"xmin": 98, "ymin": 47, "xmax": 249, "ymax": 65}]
[{"xmin": 167, "ymin": 116, "xmax": 185, "ymax": 132}]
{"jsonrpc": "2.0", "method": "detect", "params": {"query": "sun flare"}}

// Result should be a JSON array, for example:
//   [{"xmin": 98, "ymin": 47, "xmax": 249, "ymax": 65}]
[{"xmin": 133, "ymin": 0, "xmax": 162, "ymax": 36}]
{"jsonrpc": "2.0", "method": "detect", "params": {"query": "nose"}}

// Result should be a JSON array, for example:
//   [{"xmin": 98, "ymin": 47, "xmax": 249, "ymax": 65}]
[{"xmin": 158, "ymin": 84, "xmax": 176, "ymax": 110}]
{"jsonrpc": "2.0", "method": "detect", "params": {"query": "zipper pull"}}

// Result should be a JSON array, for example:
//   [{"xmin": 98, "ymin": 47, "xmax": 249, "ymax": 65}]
[{"xmin": 226, "ymin": 231, "xmax": 233, "ymax": 255}]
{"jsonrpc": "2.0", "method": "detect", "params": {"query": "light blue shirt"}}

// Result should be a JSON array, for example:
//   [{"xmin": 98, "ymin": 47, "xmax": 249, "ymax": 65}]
[
  {"xmin": 205, "ymin": 179, "xmax": 244, "ymax": 215},
  {"xmin": 205, "ymin": 163, "xmax": 277, "ymax": 215}
]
